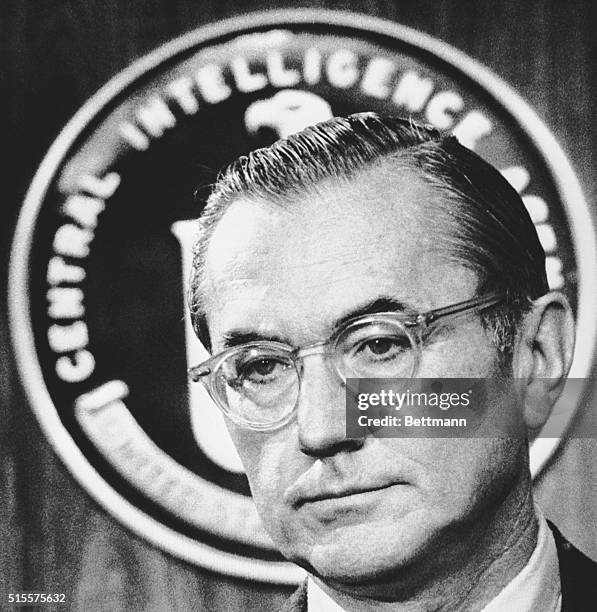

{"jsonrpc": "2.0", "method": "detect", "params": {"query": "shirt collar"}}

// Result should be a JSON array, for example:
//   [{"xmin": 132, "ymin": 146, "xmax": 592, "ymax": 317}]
[{"xmin": 482, "ymin": 511, "xmax": 561, "ymax": 612}]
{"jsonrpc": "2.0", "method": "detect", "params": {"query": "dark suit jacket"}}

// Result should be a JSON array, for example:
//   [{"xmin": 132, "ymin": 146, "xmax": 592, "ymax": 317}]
[{"xmin": 279, "ymin": 522, "xmax": 597, "ymax": 611}]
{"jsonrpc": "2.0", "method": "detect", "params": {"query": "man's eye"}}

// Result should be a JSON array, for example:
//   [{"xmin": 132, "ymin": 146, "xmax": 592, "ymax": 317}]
[
  {"xmin": 358, "ymin": 336, "xmax": 409, "ymax": 360},
  {"xmin": 239, "ymin": 357, "xmax": 289, "ymax": 382}
]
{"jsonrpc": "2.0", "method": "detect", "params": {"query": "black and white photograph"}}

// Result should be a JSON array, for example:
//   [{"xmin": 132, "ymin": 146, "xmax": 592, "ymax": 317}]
[{"xmin": 2, "ymin": 2, "xmax": 597, "ymax": 610}]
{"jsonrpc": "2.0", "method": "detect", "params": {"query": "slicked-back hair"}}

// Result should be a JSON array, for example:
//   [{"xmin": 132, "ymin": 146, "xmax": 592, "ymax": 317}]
[{"xmin": 190, "ymin": 113, "xmax": 548, "ymax": 358}]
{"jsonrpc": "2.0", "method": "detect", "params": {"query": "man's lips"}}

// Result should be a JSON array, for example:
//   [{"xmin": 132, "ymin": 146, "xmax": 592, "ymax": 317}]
[
  {"xmin": 293, "ymin": 482, "xmax": 402, "ymax": 507},
  {"xmin": 283, "ymin": 462, "xmax": 409, "ymax": 508}
]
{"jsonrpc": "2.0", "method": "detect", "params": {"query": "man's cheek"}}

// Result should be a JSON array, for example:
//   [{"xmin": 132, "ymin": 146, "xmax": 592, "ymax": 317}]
[
  {"xmin": 232, "ymin": 439, "xmax": 288, "ymax": 505},
  {"xmin": 226, "ymin": 425, "xmax": 269, "ymax": 472},
  {"xmin": 404, "ymin": 446, "xmax": 484, "ymax": 515},
  {"xmin": 249, "ymin": 474, "xmax": 299, "ymax": 550},
  {"xmin": 422, "ymin": 441, "xmax": 523, "ymax": 518}
]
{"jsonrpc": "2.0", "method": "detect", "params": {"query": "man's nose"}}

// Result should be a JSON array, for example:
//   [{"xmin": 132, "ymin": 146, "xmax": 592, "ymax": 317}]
[{"xmin": 296, "ymin": 357, "xmax": 364, "ymax": 457}]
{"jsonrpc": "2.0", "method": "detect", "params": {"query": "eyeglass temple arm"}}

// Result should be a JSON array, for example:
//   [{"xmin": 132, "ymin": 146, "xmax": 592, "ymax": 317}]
[{"xmin": 417, "ymin": 292, "xmax": 506, "ymax": 328}]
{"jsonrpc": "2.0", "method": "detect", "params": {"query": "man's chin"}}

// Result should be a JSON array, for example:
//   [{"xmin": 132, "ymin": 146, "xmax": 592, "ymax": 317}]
[{"xmin": 283, "ymin": 518, "xmax": 436, "ymax": 586}]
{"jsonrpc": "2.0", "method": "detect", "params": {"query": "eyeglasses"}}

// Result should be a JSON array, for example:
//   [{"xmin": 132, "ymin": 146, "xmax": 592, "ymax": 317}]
[{"xmin": 188, "ymin": 292, "xmax": 505, "ymax": 431}]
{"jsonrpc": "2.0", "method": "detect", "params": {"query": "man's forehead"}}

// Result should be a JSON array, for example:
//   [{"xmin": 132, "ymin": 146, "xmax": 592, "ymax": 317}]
[
  {"xmin": 200, "ymin": 166, "xmax": 477, "ymax": 345},
  {"xmin": 204, "ymin": 164, "xmax": 443, "ymax": 270}
]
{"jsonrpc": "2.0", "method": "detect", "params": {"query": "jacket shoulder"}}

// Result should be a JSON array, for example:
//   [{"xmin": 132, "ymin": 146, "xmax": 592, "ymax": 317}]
[{"xmin": 549, "ymin": 521, "xmax": 597, "ymax": 611}]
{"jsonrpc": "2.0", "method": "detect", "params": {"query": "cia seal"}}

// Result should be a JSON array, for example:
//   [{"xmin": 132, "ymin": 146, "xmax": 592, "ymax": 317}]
[{"xmin": 9, "ymin": 10, "xmax": 597, "ymax": 583}]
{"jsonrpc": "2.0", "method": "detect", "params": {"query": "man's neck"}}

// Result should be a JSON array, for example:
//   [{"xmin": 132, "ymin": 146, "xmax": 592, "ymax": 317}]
[{"xmin": 313, "ymin": 475, "xmax": 538, "ymax": 612}]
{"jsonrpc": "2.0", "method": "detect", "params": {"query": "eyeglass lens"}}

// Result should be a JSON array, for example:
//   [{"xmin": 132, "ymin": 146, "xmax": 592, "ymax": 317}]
[{"xmin": 210, "ymin": 319, "xmax": 418, "ymax": 427}]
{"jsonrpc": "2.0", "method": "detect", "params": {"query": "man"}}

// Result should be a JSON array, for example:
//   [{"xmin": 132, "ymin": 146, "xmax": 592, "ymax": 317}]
[{"xmin": 187, "ymin": 114, "xmax": 596, "ymax": 610}]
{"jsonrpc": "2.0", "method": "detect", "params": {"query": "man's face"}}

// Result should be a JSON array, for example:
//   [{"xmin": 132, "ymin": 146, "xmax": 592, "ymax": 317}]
[{"xmin": 202, "ymin": 168, "xmax": 527, "ymax": 587}]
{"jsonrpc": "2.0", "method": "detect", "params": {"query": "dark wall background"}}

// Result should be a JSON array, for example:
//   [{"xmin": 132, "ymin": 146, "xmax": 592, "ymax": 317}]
[{"xmin": 2, "ymin": 1, "xmax": 596, "ymax": 610}]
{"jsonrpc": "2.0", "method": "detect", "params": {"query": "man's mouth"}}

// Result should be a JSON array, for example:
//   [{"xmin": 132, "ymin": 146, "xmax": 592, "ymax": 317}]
[
  {"xmin": 283, "ymin": 462, "xmax": 409, "ymax": 509},
  {"xmin": 297, "ymin": 482, "xmax": 401, "ymax": 506}
]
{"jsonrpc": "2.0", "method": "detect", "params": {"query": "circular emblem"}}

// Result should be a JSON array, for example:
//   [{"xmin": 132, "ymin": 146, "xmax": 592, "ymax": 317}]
[{"xmin": 9, "ymin": 9, "xmax": 597, "ymax": 583}]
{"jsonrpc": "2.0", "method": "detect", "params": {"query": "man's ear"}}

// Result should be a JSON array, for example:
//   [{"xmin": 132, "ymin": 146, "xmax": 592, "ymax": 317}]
[{"xmin": 512, "ymin": 292, "xmax": 575, "ymax": 431}]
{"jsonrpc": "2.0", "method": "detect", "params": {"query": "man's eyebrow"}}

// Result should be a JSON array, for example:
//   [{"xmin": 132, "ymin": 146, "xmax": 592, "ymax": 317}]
[
  {"xmin": 333, "ymin": 297, "xmax": 416, "ymax": 330},
  {"xmin": 221, "ymin": 330, "xmax": 291, "ymax": 349},
  {"xmin": 219, "ymin": 297, "xmax": 416, "ymax": 350}
]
